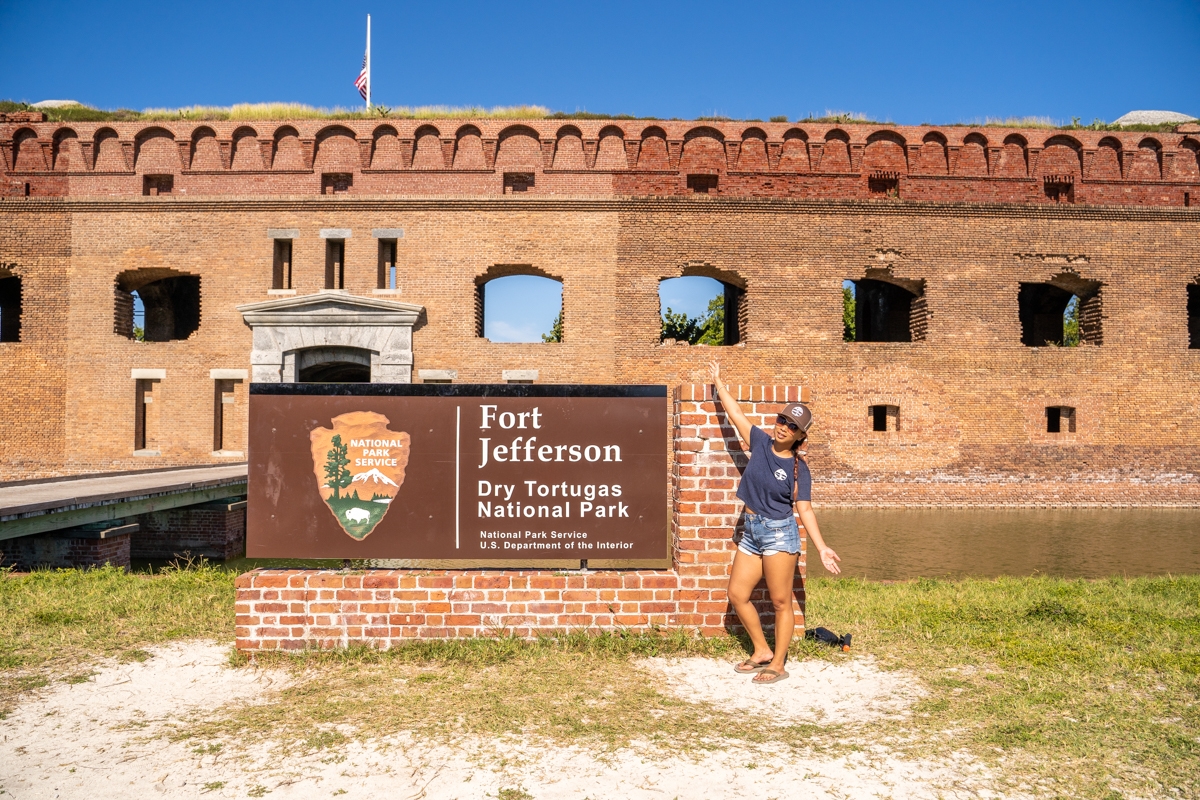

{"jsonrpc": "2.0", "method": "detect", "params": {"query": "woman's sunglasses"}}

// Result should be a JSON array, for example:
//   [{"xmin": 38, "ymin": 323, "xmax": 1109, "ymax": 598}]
[{"xmin": 775, "ymin": 415, "xmax": 799, "ymax": 432}]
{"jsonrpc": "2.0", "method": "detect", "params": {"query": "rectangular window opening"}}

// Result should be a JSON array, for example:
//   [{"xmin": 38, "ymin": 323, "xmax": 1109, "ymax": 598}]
[
  {"xmin": 1185, "ymin": 192, "xmax": 1191, "ymax": 207},
  {"xmin": 870, "ymin": 404, "xmax": 899, "ymax": 432},
  {"xmin": 686, "ymin": 174, "xmax": 718, "ymax": 194},
  {"xmin": 142, "ymin": 175, "xmax": 173, "ymax": 196},
  {"xmin": 0, "ymin": 274, "xmax": 21, "ymax": 343},
  {"xmin": 868, "ymin": 173, "xmax": 900, "ymax": 197},
  {"xmin": 325, "ymin": 240, "xmax": 345, "ymax": 290},
  {"xmin": 322, "ymin": 173, "xmax": 352, "ymax": 194},
  {"xmin": 377, "ymin": 239, "xmax": 398, "ymax": 290},
  {"xmin": 213, "ymin": 379, "xmax": 240, "ymax": 452},
  {"xmin": 272, "ymin": 239, "xmax": 293, "ymax": 290},
  {"xmin": 1044, "ymin": 177, "xmax": 1074, "ymax": 204},
  {"xmin": 1046, "ymin": 406, "xmax": 1076, "ymax": 434},
  {"xmin": 134, "ymin": 379, "xmax": 158, "ymax": 451},
  {"xmin": 503, "ymin": 172, "xmax": 534, "ymax": 194}
]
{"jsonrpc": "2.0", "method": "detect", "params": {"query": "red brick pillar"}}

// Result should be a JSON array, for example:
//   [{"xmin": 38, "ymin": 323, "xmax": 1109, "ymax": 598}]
[{"xmin": 673, "ymin": 384, "xmax": 810, "ymax": 636}]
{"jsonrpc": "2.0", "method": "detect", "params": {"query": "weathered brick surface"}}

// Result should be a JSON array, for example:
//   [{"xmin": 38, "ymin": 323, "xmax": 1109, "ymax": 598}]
[
  {"xmin": 131, "ymin": 501, "xmax": 246, "ymax": 560},
  {"xmin": 1, "ymin": 116, "xmax": 1197, "ymax": 505}
]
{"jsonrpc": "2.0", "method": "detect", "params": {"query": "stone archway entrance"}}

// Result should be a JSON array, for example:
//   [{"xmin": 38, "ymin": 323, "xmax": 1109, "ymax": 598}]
[
  {"xmin": 237, "ymin": 291, "xmax": 424, "ymax": 383},
  {"xmin": 296, "ymin": 346, "xmax": 372, "ymax": 382}
]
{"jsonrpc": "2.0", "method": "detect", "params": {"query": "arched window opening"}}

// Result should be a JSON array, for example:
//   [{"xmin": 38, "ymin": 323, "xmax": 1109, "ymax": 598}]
[
  {"xmin": 474, "ymin": 267, "xmax": 563, "ymax": 343},
  {"xmin": 114, "ymin": 269, "xmax": 201, "ymax": 342},
  {"xmin": 0, "ymin": 270, "xmax": 21, "ymax": 342},
  {"xmin": 659, "ymin": 271, "xmax": 745, "ymax": 346},
  {"xmin": 1018, "ymin": 274, "xmax": 1102, "ymax": 347},
  {"xmin": 1187, "ymin": 281, "xmax": 1200, "ymax": 349},
  {"xmin": 844, "ymin": 270, "xmax": 926, "ymax": 343},
  {"xmin": 296, "ymin": 346, "xmax": 372, "ymax": 383}
]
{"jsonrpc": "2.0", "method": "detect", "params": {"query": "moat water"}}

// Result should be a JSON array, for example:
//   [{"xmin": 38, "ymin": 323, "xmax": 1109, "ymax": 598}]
[
  {"xmin": 810, "ymin": 508, "xmax": 1200, "ymax": 581},
  {"xmin": 221, "ymin": 508, "xmax": 1200, "ymax": 581}
]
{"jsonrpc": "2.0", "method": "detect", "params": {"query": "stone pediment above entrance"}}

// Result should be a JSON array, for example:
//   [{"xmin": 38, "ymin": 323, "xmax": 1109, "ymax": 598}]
[
  {"xmin": 236, "ymin": 290, "xmax": 423, "ymax": 328},
  {"xmin": 237, "ymin": 291, "xmax": 425, "ymax": 384}
]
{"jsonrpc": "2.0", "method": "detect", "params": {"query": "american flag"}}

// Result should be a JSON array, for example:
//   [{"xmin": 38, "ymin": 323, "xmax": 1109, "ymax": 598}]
[{"xmin": 354, "ymin": 54, "xmax": 369, "ymax": 101}]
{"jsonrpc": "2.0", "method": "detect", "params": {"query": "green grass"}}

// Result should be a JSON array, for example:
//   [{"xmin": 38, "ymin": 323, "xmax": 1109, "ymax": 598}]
[
  {"xmin": 807, "ymin": 576, "xmax": 1200, "ymax": 798},
  {"xmin": 0, "ymin": 563, "xmax": 234, "ymax": 712},
  {"xmin": 1, "ymin": 566, "xmax": 1197, "ymax": 797}
]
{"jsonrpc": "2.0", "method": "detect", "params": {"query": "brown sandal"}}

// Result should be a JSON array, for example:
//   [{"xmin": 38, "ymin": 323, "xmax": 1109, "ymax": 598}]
[
  {"xmin": 734, "ymin": 658, "xmax": 773, "ymax": 674},
  {"xmin": 752, "ymin": 668, "xmax": 789, "ymax": 684}
]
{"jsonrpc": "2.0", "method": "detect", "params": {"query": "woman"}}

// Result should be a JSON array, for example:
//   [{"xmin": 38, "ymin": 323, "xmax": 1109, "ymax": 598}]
[{"xmin": 710, "ymin": 361, "xmax": 841, "ymax": 684}]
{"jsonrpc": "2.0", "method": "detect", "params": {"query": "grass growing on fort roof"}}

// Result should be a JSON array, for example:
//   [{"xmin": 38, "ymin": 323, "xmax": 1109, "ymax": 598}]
[{"xmin": 1, "ymin": 568, "xmax": 1197, "ymax": 797}]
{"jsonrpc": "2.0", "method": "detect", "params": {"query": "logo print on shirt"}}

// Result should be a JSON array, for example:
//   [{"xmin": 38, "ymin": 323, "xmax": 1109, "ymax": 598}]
[{"xmin": 773, "ymin": 468, "xmax": 788, "ymax": 482}]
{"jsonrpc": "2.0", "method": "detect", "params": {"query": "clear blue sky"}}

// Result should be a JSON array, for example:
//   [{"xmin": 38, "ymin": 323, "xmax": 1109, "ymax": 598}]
[
  {"xmin": 4, "ymin": 0, "xmax": 1196, "ymax": 341},
  {"xmin": 2, "ymin": 0, "xmax": 1196, "ymax": 123}
]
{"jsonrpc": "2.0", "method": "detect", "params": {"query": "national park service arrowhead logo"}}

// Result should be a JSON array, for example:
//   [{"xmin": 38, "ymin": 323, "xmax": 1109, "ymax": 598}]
[{"xmin": 310, "ymin": 411, "xmax": 410, "ymax": 540}]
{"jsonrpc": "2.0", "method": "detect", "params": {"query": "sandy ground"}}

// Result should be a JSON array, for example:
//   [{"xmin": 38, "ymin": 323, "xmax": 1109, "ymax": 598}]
[{"xmin": 0, "ymin": 641, "xmax": 1012, "ymax": 800}]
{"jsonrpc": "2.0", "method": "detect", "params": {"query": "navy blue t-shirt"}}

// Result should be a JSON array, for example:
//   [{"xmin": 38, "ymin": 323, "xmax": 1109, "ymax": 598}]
[{"xmin": 735, "ymin": 426, "xmax": 812, "ymax": 519}]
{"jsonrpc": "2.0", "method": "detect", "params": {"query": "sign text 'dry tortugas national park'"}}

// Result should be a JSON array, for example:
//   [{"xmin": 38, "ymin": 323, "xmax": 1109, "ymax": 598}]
[{"xmin": 247, "ymin": 385, "xmax": 668, "ymax": 559}]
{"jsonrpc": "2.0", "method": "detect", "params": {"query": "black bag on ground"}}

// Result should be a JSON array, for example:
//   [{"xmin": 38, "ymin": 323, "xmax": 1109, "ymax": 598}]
[{"xmin": 804, "ymin": 626, "xmax": 852, "ymax": 651}]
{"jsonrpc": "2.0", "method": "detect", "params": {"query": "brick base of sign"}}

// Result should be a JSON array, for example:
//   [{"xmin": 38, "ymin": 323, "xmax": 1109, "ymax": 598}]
[
  {"xmin": 234, "ymin": 568, "xmax": 802, "ymax": 649},
  {"xmin": 132, "ymin": 498, "xmax": 247, "ymax": 561},
  {"xmin": 235, "ymin": 384, "xmax": 807, "ymax": 650}
]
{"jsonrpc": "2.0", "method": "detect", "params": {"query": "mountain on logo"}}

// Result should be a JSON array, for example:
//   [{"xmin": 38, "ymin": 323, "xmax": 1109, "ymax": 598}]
[
  {"xmin": 351, "ymin": 468, "xmax": 399, "ymax": 487},
  {"xmin": 309, "ymin": 412, "xmax": 410, "ymax": 541}
]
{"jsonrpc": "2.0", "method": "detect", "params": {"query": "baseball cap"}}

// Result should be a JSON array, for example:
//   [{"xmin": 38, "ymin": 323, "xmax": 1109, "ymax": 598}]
[{"xmin": 779, "ymin": 403, "xmax": 813, "ymax": 433}]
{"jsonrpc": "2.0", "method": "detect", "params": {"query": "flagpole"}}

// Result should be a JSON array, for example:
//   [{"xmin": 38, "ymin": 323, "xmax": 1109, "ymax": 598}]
[{"xmin": 365, "ymin": 14, "xmax": 371, "ymax": 109}]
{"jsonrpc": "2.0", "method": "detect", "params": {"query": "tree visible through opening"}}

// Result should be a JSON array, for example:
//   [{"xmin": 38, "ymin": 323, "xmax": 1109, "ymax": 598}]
[
  {"xmin": 659, "ymin": 275, "xmax": 742, "ymax": 345},
  {"xmin": 478, "ymin": 274, "xmax": 563, "ymax": 343}
]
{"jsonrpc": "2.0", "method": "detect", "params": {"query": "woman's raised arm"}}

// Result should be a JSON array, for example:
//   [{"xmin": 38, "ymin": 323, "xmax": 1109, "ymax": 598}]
[{"xmin": 709, "ymin": 361, "xmax": 754, "ymax": 446}]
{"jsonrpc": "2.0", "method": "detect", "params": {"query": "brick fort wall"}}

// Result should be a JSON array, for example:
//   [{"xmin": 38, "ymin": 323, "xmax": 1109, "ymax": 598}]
[{"xmin": 0, "ymin": 117, "xmax": 1197, "ymax": 506}]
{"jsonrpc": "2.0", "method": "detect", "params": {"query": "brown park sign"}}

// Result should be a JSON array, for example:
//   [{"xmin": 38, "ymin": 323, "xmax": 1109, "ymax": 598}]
[{"xmin": 247, "ymin": 385, "xmax": 669, "ymax": 559}]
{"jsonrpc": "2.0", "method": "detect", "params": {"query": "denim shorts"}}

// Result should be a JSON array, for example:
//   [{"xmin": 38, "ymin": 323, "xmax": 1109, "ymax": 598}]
[{"xmin": 737, "ymin": 512, "xmax": 801, "ymax": 557}]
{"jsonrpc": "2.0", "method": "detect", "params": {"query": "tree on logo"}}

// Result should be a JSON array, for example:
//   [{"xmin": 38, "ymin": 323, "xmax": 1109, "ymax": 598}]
[{"xmin": 324, "ymin": 434, "xmax": 352, "ymax": 499}]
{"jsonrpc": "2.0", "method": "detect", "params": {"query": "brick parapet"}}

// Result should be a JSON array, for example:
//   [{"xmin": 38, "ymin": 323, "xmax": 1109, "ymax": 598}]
[{"xmin": 4, "ymin": 118, "xmax": 1198, "ymax": 207}]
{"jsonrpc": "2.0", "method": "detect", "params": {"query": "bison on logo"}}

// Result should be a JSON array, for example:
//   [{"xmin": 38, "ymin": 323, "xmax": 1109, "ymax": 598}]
[{"xmin": 309, "ymin": 411, "xmax": 410, "ymax": 540}]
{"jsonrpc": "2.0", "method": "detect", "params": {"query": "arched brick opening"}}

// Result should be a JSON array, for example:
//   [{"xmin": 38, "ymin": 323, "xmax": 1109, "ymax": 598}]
[
  {"xmin": 0, "ymin": 267, "xmax": 21, "ymax": 342},
  {"xmin": 917, "ymin": 131, "xmax": 948, "ymax": 175},
  {"xmin": 12, "ymin": 128, "xmax": 44, "ymax": 172},
  {"xmin": 997, "ymin": 134, "xmax": 1028, "ymax": 178},
  {"xmin": 371, "ymin": 125, "xmax": 404, "ymax": 170},
  {"xmin": 594, "ymin": 126, "xmax": 626, "ymax": 170},
  {"xmin": 411, "ymin": 125, "xmax": 443, "ymax": 170},
  {"xmin": 474, "ymin": 264, "xmax": 564, "ymax": 342},
  {"xmin": 552, "ymin": 125, "xmax": 585, "ymax": 170},
  {"xmin": 134, "ymin": 127, "xmax": 178, "ymax": 173},
  {"xmin": 821, "ymin": 129, "xmax": 851, "ymax": 172},
  {"xmin": 191, "ymin": 126, "xmax": 222, "ymax": 171},
  {"xmin": 115, "ymin": 268, "xmax": 201, "ymax": 342},
  {"xmin": 737, "ymin": 128, "xmax": 768, "ymax": 171},
  {"xmin": 452, "ymin": 125, "xmax": 485, "ymax": 170},
  {"xmin": 958, "ymin": 132, "xmax": 988, "ymax": 176},
  {"xmin": 230, "ymin": 126, "xmax": 263, "ymax": 171},
  {"xmin": 1092, "ymin": 137, "xmax": 1122, "ymax": 180},
  {"xmin": 846, "ymin": 267, "xmax": 926, "ymax": 343},
  {"xmin": 637, "ymin": 126, "xmax": 669, "ymax": 170},
  {"xmin": 1018, "ymin": 272, "xmax": 1103, "ymax": 347},
  {"xmin": 272, "ymin": 126, "xmax": 304, "ymax": 170},
  {"xmin": 659, "ymin": 263, "xmax": 747, "ymax": 346},
  {"xmin": 52, "ymin": 129, "xmax": 79, "ymax": 171},
  {"xmin": 779, "ymin": 129, "xmax": 809, "ymax": 172}
]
